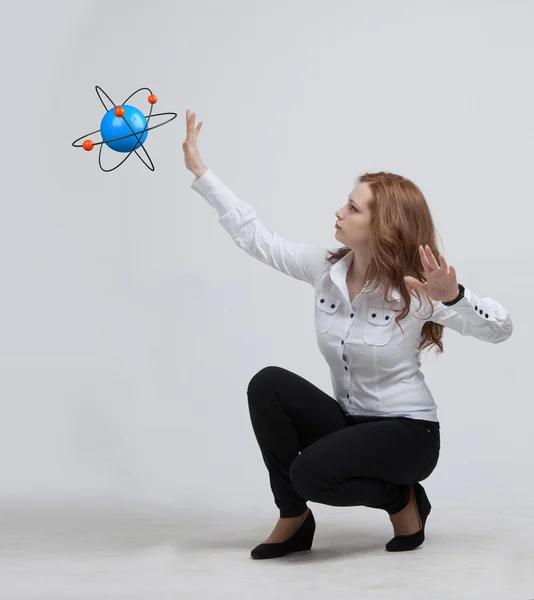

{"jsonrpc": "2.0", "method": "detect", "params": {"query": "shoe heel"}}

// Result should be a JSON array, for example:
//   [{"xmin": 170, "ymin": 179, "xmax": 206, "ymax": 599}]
[
  {"xmin": 415, "ymin": 482, "xmax": 431, "ymax": 527},
  {"xmin": 250, "ymin": 509, "xmax": 315, "ymax": 559},
  {"xmin": 289, "ymin": 510, "xmax": 315, "ymax": 551},
  {"xmin": 385, "ymin": 483, "xmax": 430, "ymax": 553}
]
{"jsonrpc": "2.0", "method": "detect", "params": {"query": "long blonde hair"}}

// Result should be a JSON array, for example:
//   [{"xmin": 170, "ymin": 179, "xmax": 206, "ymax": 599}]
[{"xmin": 328, "ymin": 171, "xmax": 445, "ymax": 356}]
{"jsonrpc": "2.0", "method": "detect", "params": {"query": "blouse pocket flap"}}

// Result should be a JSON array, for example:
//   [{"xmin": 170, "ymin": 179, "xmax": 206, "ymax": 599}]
[
  {"xmin": 316, "ymin": 296, "xmax": 342, "ymax": 314},
  {"xmin": 366, "ymin": 307, "xmax": 394, "ymax": 326}
]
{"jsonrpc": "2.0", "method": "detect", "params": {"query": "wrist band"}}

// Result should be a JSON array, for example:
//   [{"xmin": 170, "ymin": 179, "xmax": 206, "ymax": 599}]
[{"xmin": 442, "ymin": 283, "xmax": 465, "ymax": 306}]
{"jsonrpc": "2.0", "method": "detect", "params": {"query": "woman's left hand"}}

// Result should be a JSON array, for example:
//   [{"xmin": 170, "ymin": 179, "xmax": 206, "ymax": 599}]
[{"xmin": 404, "ymin": 245, "xmax": 459, "ymax": 303}]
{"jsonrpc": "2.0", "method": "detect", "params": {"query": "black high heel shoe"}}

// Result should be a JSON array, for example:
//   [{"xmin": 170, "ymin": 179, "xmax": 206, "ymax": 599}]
[
  {"xmin": 250, "ymin": 509, "xmax": 315, "ymax": 559},
  {"xmin": 385, "ymin": 482, "xmax": 431, "ymax": 552}
]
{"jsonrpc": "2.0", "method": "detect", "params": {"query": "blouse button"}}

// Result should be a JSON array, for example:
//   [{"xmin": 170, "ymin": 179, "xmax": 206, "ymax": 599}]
[
  {"xmin": 341, "ymin": 340, "xmax": 344, "ymax": 345},
  {"xmin": 345, "ymin": 366, "xmax": 348, "ymax": 371},
  {"xmin": 371, "ymin": 313, "xmax": 376, "ymax": 318},
  {"xmin": 479, "ymin": 309, "xmax": 483, "ymax": 314},
  {"xmin": 350, "ymin": 313, "xmax": 354, "ymax": 318},
  {"xmin": 331, "ymin": 304, "xmax": 336, "ymax": 309},
  {"xmin": 485, "ymin": 313, "xmax": 489, "ymax": 318}
]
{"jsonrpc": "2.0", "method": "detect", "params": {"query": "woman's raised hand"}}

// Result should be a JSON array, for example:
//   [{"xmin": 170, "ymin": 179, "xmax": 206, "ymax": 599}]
[{"xmin": 183, "ymin": 109, "xmax": 207, "ymax": 179}]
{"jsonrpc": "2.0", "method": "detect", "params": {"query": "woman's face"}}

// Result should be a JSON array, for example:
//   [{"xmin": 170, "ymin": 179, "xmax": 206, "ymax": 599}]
[{"xmin": 334, "ymin": 182, "xmax": 373, "ymax": 247}]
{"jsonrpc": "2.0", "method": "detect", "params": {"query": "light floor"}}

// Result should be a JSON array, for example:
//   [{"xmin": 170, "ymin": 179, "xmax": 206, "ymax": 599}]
[{"xmin": 0, "ymin": 499, "xmax": 532, "ymax": 599}]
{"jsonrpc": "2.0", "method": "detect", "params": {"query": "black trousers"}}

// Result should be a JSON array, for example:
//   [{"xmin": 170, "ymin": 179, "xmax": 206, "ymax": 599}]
[{"xmin": 247, "ymin": 366, "xmax": 441, "ymax": 518}]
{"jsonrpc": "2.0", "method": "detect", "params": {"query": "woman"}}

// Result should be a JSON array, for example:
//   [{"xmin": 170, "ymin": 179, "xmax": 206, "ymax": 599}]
[{"xmin": 182, "ymin": 110, "xmax": 513, "ymax": 560}]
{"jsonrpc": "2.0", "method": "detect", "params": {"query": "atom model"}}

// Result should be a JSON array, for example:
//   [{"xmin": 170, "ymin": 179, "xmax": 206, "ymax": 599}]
[{"xmin": 72, "ymin": 86, "xmax": 178, "ymax": 172}]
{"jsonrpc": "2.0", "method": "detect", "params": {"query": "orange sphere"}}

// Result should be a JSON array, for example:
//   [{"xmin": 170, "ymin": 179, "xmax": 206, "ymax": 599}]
[
  {"xmin": 82, "ymin": 139, "xmax": 94, "ymax": 151},
  {"xmin": 148, "ymin": 94, "xmax": 158, "ymax": 104},
  {"xmin": 114, "ymin": 106, "xmax": 125, "ymax": 117}
]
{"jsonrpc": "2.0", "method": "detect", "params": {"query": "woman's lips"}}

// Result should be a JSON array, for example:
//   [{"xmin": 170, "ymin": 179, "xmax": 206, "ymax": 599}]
[{"xmin": 335, "ymin": 223, "xmax": 341, "ymax": 229}]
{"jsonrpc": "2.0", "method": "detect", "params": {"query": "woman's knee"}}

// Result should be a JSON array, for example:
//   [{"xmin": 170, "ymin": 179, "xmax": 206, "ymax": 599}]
[{"xmin": 247, "ymin": 365, "xmax": 287, "ymax": 401}]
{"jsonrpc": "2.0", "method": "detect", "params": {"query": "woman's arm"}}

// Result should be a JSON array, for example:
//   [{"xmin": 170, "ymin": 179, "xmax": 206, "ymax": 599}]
[
  {"xmin": 418, "ymin": 287, "xmax": 513, "ymax": 343},
  {"xmin": 191, "ymin": 168, "xmax": 330, "ymax": 287}
]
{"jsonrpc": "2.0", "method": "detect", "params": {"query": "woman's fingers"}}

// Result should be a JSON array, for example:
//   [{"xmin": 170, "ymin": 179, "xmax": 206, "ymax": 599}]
[
  {"xmin": 185, "ymin": 109, "xmax": 201, "ymax": 141},
  {"xmin": 186, "ymin": 109, "xmax": 194, "ymax": 137}
]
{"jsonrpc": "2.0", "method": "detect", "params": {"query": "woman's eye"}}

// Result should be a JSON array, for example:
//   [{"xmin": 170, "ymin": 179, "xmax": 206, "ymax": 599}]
[{"xmin": 350, "ymin": 205, "xmax": 358, "ymax": 212}]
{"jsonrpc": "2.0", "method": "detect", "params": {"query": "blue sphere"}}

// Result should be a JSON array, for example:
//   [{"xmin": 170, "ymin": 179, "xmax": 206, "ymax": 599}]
[{"xmin": 100, "ymin": 105, "xmax": 148, "ymax": 153}]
